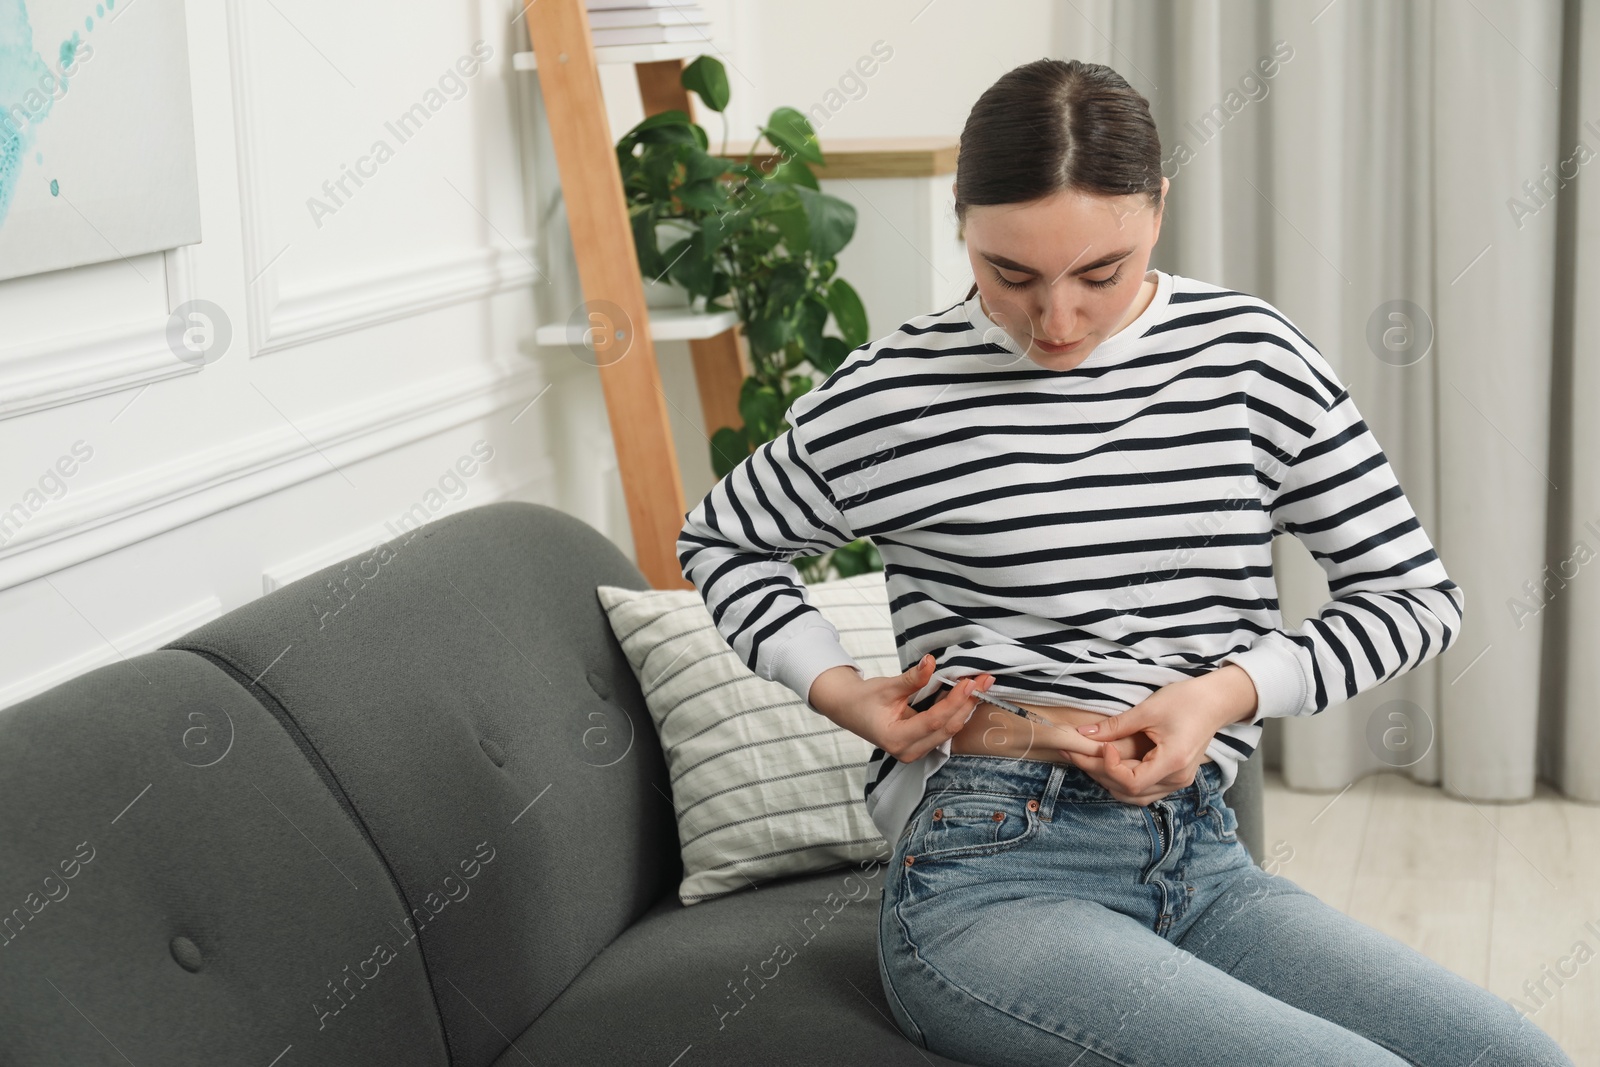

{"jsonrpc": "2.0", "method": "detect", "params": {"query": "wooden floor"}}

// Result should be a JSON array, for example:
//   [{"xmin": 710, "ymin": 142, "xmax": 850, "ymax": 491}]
[{"xmin": 1261, "ymin": 769, "xmax": 1598, "ymax": 1064}]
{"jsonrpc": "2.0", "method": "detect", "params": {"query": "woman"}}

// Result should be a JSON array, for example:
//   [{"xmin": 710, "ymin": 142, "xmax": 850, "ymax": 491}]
[{"xmin": 677, "ymin": 58, "xmax": 1573, "ymax": 1066}]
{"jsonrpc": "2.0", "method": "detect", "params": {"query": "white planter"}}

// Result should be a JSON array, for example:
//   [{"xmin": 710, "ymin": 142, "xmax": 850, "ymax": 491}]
[
  {"xmin": 642, "ymin": 276, "xmax": 691, "ymax": 310},
  {"xmin": 646, "ymin": 220, "xmax": 697, "ymax": 309}
]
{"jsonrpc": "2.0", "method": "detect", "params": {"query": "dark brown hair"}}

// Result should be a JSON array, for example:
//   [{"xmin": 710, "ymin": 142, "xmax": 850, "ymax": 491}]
[{"xmin": 955, "ymin": 59, "xmax": 1164, "ymax": 300}]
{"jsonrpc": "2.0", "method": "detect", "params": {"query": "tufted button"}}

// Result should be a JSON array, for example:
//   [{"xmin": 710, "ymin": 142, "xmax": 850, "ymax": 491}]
[
  {"xmin": 1027, "ymin": 799, "xmax": 1040, "ymax": 812},
  {"xmin": 480, "ymin": 738, "xmax": 507, "ymax": 768},
  {"xmin": 992, "ymin": 811, "xmax": 1004, "ymax": 822},
  {"xmin": 585, "ymin": 669, "xmax": 612, "ymax": 700},
  {"xmin": 170, "ymin": 936, "xmax": 203, "ymax": 973}
]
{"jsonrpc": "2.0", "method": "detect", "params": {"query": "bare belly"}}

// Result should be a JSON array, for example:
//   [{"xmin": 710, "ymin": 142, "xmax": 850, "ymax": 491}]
[{"xmin": 948, "ymin": 693, "xmax": 1214, "ymax": 766}]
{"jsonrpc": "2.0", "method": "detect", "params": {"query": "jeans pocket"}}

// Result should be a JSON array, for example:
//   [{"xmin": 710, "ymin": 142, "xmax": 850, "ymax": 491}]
[{"xmin": 904, "ymin": 791, "xmax": 1041, "ymax": 866}]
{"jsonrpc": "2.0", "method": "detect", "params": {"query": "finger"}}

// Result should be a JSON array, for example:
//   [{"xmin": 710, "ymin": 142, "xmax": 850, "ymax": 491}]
[
  {"xmin": 1070, "ymin": 743, "xmax": 1188, "ymax": 807},
  {"xmin": 1106, "ymin": 739, "xmax": 1187, "ymax": 788},
  {"xmin": 1063, "ymin": 750, "xmax": 1143, "ymax": 805},
  {"xmin": 1094, "ymin": 741, "xmax": 1147, "ymax": 793},
  {"xmin": 1076, "ymin": 710, "xmax": 1141, "ymax": 742},
  {"xmin": 899, "ymin": 704, "xmax": 976, "ymax": 761},
  {"xmin": 1099, "ymin": 743, "xmax": 1184, "ymax": 802},
  {"xmin": 1047, "ymin": 720, "xmax": 1110, "ymax": 758},
  {"xmin": 895, "ymin": 677, "xmax": 982, "ymax": 762},
  {"xmin": 899, "ymin": 653, "xmax": 935, "ymax": 694},
  {"xmin": 932, "ymin": 677, "xmax": 984, "ymax": 732}
]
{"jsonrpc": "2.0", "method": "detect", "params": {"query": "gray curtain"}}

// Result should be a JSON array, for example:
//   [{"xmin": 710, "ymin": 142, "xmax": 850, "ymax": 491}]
[{"xmin": 1055, "ymin": 0, "xmax": 1598, "ymax": 802}]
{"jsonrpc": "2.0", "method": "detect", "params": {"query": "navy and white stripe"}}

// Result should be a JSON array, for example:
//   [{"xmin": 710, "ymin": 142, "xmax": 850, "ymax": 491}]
[{"xmin": 678, "ymin": 270, "xmax": 1466, "ymax": 845}]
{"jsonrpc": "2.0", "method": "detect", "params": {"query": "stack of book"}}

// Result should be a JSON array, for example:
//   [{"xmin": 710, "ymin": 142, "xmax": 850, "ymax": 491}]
[{"xmin": 587, "ymin": 1, "xmax": 711, "ymax": 46}]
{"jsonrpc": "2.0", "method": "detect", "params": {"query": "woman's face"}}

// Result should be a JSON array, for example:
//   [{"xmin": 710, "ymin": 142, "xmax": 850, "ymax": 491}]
[{"xmin": 959, "ymin": 177, "xmax": 1168, "ymax": 371}]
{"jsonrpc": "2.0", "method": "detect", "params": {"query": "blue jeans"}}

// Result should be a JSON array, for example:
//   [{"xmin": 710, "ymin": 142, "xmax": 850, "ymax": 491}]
[{"xmin": 877, "ymin": 754, "xmax": 1573, "ymax": 1067}]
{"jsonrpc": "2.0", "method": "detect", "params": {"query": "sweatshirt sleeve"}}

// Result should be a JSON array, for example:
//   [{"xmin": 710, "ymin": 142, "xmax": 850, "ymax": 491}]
[
  {"xmin": 677, "ymin": 421, "xmax": 866, "ymax": 706},
  {"xmin": 1222, "ymin": 380, "xmax": 1467, "ymax": 726}
]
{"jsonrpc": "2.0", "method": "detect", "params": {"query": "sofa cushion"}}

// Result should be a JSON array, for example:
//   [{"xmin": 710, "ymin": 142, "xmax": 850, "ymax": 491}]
[
  {"xmin": 596, "ymin": 572, "xmax": 898, "ymax": 906},
  {"xmin": 496, "ymin": 866, "xmax": 976, "ymax": 1066},
  {"xmin": 164, "ymin": 502, "xmax": 679, "ymax": 1067},
  {"xmin": 0, "ymin": 651, "xmax": 449, "ymax": 1065}
]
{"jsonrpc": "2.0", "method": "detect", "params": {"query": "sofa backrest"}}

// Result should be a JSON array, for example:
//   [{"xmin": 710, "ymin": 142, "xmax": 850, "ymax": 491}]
[
  {"xmin": 0, "ymin": 502, "xmax": 679, "ymax": 1066},
  {"xmin": 0, "ymin": 650, "xmax": 451, "ymax": 1064}
]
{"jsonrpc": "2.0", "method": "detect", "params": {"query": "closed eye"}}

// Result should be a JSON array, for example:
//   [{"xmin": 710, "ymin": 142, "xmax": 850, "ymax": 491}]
[{"xmin": 993, "ymin": 266, "xmax": 1124, "ymax": 291}]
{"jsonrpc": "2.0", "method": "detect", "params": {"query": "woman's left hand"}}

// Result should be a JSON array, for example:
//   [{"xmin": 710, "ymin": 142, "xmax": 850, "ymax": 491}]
[{"xmin": 1056, "ymin": 666, "xmax": 1257, "ymax": 807}]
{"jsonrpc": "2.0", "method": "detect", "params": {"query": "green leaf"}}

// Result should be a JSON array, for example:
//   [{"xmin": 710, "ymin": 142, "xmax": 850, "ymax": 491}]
[
  {"xmin": 676, "ymin": 180, "xmax": 723, "ymax": 212},
  {"xmin": 738, "ymin": 378, "xmax": 786, "ymax": 440},
  {"xmin": 825, "ymin": 278, "xmax": 868, "ymax": 349},
  {"xmin": 623, "ymin": 109, "xmax": 699, "ymax": 146},
  {"xmin": 681, "ymin": 56, "xmax": 730, "ymax": 112},
  {"xmin": 768, "ymin": 207, "xmax": 809, "ymax": 257},
  {"xmin": 794, "ymin": 554, "xmax": 829, "ymax": 584},
  {"xmin": 757, "ymin": 187, "xmax": 809, "ymax": 256},
  {"xmin": 744, "ymin": 314, "xmax": 789, "ymax": 359},
  {"xmin": 782, "ymin": 374, "xmax": 814, "ymax": 407},
  {"xmin": 830, "ymin": 538, "xmax": 882, "ymax": 577},
  {"xmin": 768, "ymin": 155, "xmax": 819, "ymax": 190},
  {"xmin": 658, "ymin": 234, "xmax": 700, "ymax": 295},
  {"xmin": 764, "ymin": 261, "xmax": 808, "ymax": 317},
  {"xmin": 630, "ymin": 205, "xmax": 666, "ymax": 278},
  {"xmin": 761, "ymin": 106, "xmax": 824, "ymax": 165},
  {"xmin": 794, "ymin": 187, "xmax": 856, "ymax": 260},
  {"xmin": 813, "ymin": 335, "xmax": 850, "ymax": 376},
  {"xmin": 683, "ymin": 147, "xmax": 730, "ymax": 185},
  {"xmin": 641, "ymin": 148, "xmax": 680, "ymax": 202},
  {"xmin": 796, "ymin": 293, "xmax": 829, "ymax": 362},
  {"xmin": 710, "ymin": 425, "xmax": 750, "ymax": 479}
]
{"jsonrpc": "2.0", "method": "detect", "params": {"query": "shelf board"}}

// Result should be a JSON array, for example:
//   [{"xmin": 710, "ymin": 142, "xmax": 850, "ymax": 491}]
[
  {"xmin": 721, "ymin": 136, "xmax": 960, "ymax": 179},
  {"xmin": 536, "ymin": 304, "xmax": 738, "ymax": 347},
  {"xmin": 513, "ymin": 41, "xmax": 720, "ymax": 72}
]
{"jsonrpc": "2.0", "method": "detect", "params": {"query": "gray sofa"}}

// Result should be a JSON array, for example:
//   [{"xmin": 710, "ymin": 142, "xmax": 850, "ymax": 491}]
[{"xmin": 0, "ymin": 501, "xmax": 1261, "ymax": 1066}]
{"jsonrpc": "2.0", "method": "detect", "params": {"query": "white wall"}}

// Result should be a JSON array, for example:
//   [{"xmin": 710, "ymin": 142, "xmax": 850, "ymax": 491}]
[{"xmin": 0, "ymin": 0, "xmax": 1084, "ymax": 707}]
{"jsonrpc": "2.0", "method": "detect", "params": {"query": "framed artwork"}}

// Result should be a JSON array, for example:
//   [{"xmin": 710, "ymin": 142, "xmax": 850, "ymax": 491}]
[{"xmin": 0, "ymin": 0, "xmax": 201, "ymax": 282}]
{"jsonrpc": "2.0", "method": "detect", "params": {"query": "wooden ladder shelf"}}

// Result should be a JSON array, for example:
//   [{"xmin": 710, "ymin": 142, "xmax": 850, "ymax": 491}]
[{"xmin": 519, "ymin": 0, "xmax": 744, "ymax": 591}]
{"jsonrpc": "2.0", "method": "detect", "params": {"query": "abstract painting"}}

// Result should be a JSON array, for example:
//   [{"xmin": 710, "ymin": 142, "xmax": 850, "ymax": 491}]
[{"xmin": 0, "ymin": 0, "xmax": 200, "ymax": 283}]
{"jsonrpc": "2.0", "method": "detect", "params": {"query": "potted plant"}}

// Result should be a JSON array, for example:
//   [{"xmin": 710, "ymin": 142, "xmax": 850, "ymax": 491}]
[{"xmin": 615, "ymin": 56, "xmax": 881, "ymax": 581}]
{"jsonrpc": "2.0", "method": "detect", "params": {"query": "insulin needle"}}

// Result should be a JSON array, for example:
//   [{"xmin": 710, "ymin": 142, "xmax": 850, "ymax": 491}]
[{"xmin": 970, "ymin": 686, "xmax": 1097, "ymax": 739}]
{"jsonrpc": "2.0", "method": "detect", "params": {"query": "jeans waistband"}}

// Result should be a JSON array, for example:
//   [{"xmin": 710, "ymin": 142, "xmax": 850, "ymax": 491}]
[{"xmin": 930, "ymin": 753, "xmax": 1223, "ymax": 812}]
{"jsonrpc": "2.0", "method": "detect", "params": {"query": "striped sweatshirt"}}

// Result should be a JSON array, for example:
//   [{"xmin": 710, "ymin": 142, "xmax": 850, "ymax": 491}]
[{"xmin": 677, "ymin": 268, "xmax": 1466, "ymax": 846}]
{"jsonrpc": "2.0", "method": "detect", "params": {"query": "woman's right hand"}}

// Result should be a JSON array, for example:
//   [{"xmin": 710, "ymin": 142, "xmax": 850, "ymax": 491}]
[{"xmin": 807, "ymin": 653, "xmax": 1001, "ymax": 762}]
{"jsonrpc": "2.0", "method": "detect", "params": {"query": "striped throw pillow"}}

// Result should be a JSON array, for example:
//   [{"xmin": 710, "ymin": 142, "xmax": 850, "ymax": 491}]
[{"xmin": 596, "ymin": 571, "xmax": 898, "ymax": 905}]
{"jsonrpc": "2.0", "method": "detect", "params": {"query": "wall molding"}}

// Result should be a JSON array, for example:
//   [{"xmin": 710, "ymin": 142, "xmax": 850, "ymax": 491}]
[
  {"xmin": 226, "ymin": 0, "xmax": 539, "ymax": 360},
  {"xmin": 0, "ymin": 595, "xmax": 222, "ymax": 711},
  {"xmin": 261, "ymin": 242, "xmax": 539, "ymax": 357},
  {"xmin": 0, "ymin": 245, "xmax": 200, "ymax": 421},
  {"xmin": 0, "ymin": 364, "xmax": 550, "ymax": 592},
  {"xmin": 258, "ymin": 462, "xmax": 555, "ymax": 595}
]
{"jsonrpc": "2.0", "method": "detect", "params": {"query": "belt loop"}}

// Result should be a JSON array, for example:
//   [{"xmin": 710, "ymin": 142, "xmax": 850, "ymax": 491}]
[
  {"xmin": 1040, "ymin": 763, "xmax": 1067, "ymax": 820},
  {"xmin": 1200, "ymin": 762, "xmax": 1220, "ymax": 807}
]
